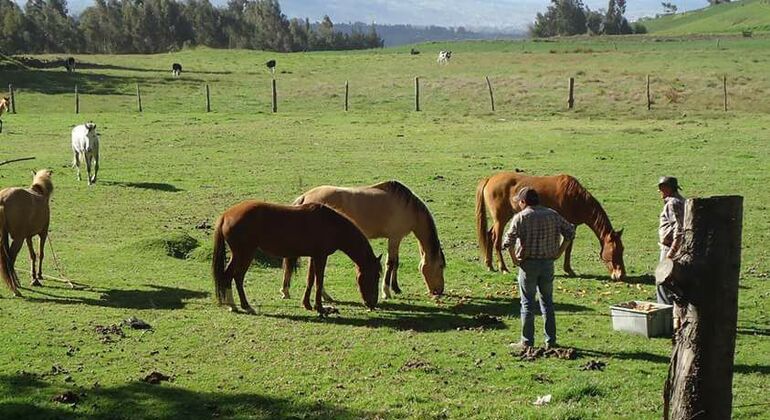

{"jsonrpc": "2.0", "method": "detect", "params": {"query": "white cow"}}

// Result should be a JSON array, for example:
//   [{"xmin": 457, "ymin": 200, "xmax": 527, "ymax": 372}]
[
  {"xmin": 437, "ymin": 50, "xmax": 452, "ymax": 64},
  {"xmin": 71, "ymin": 122, "xmax": 100, "ymax": 185}
]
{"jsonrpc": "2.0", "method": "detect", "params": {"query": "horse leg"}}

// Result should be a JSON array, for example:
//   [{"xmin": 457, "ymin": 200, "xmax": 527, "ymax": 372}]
[
  {"xmin": 302, "ymin": 259, "xmax": 315, "ymax": 310},
  {"xmin": 0, "ymin": 119, "xmax": 3, "ymax": 133},
  {"xmin": 491, "ymin": 222, "xmax": 509, "ymax": 273},
  {"xmin": 90, "ymin": 154, "xmax": 99, "ymax": 184},
  {"xmin": 562, "ymin": 240, "xmax": 576, "ymax": 277},
  {"xmin": 37, "ymin": 231, "xmax": 48, "ymax": 285},
  {"xmin": 232, "ymin": 253, "xmax": 256, "ymax": 314},
  {"xmin": 281, "ymin": 257, "xmax": 294, "ymax": 299},
  {"xmin": 85, "ymin": 153, "xmax": 93, "ymax": 185},
  {"xmin": 73, "ymin": 151, "xmax": 81, "ymax": 181},
  {"xmin": 8, "ymin": 239, "xmax": 24, "ymax": 288},
  {"xmin": 484, "ymin": 227, "xmax": 494, "ymax": 271},
  {"xmin": 313, "ymin": 256, "xmax": 328, "ymax": 316},
  {"xmin": 388, "ymin": 239, "xmax": 402, "ymax": 294},
  {"xmin": 26, "ymin": 238, "xmax": 40, "ymax": 286}
]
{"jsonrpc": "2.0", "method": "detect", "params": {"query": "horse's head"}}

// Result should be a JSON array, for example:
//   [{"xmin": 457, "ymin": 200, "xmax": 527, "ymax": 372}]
[
  {"xmin": 358, "ymin": 253, "xmax": 382, "ymax": 309},
  {"xmin": 31, "ymin": 168, "xmax": 54, "ymax": 195},
  {"xmin": 85, "ymin": 122, "xmax": 96, "ymax": 132},
  {"xmin": 0, "ymin": 97, "xmax": 9, "ymax": 111},
  {"xmin": 600, "ymin": 229, "xmax": 626, "ymax": 280},
  {"xmin": 419, "ymin": 248, "xmax": 445, "ymax": 296}
]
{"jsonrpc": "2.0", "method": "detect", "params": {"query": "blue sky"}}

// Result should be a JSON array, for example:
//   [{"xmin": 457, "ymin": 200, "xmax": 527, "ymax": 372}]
[{"xmin": 58, "ymin": 0, "xmax": 700, "ymax": 29}]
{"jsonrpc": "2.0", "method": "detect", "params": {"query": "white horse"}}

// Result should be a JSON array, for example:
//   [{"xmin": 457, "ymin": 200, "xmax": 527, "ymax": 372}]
[
  {"xmin": 71, "ymin": 122, "xmax": 100, "ymax": 185},
  {"xmin": 437, "ymin": 50, "xmax": 452, "ymax": 64}
]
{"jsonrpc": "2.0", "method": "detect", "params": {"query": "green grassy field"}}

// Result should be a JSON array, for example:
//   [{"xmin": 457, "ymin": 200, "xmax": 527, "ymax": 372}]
[
  {"xmin": 643, "ymin": 0, "xmax": 770, "ymax": 34},
  {"xmin": 0, "ymin": 38, "xmax": 768, "ymax": 419}
]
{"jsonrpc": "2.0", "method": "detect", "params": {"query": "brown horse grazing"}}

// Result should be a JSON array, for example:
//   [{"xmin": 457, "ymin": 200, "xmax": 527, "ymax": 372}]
[
  {"xmin": 282, "ymin": 180, "xmax": 445, "ymax": 300},
  {"xmin": 212, "ymin": 201, "xmax": 382, "ymax": 315},
  {"xmin": 0, "ymin": 169, "xmax": 54, "ymax": 296},
  {"xmin": 0, "ymin": 96, "xmax": 10, "ymax": 133},
  {"xmin": 476, "ymin": 172, "xmax": 626, "ymax": 280}
]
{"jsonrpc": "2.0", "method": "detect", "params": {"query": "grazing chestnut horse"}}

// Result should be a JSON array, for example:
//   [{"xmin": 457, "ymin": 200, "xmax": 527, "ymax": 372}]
[
  {"xmin": 476, "ymin": 172, "xmax": 626, "ymax": 280},
  {"xmin": 0, "ymin": 169, "xmax": 53, "ymax": 296},
  {"xmin": 212, "ymin": 201, "xmax": 381, "ymax": 315},
  {"xmin": 282, "ymin": 180, "xmax": 445, "ymax": 300},
  {"xmin": 0, "ymin": 96, "xmax": 10, "ymax": 133}
]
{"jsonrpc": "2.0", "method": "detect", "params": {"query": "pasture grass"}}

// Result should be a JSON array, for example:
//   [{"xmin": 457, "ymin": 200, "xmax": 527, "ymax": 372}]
[{"xmin": 0, "ymin": 38, "xmax": 768, "ymax": 419}]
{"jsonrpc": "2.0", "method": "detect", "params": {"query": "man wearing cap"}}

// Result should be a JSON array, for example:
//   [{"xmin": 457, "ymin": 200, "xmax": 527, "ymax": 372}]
[
  {"xmin": 502, "ymin": 187, "xmax": 575, "ymax": 350},
  {"xmin": 657, "ymin": 176, "xmax": 685, "ymax": 305}
]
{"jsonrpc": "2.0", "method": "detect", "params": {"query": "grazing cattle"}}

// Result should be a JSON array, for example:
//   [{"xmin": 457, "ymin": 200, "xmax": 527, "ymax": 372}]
[
  {"xmin": 64, "ymin": 57, "xmax": 76, "ymax": 73},
  {"xmin": 410, "ymin": 48, "xmax": 420, "ymax": 55},
  {"xmin": 172, "ymin": 63, "xmax": 182, "ymax": 77},
  {"xmin": 265, "ymin": 59, "xmax": 276, "ymax": 76},
  {"xmin": 476, "ymin": 172, "xmax": 626, "ymax": 280},
  {"xmin": 71, "ymin": 122, "xmax": 100, "ymax": 185},
  {"xmin": 0, "ymin": 169, "xmax": 54, "ymax": 296},
  {"xmin": 437, "ymin": 50, "xmax": 452, "ymax": 64},
  {"xmin": 0, "ymin": 96, "xmax": 9, "ymax": 133}
]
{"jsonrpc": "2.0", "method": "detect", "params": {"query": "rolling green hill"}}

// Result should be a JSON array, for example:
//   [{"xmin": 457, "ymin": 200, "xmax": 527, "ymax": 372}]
[{"xmin": 642, "ymin": 0, "xmax": 770, "ymax": 34}]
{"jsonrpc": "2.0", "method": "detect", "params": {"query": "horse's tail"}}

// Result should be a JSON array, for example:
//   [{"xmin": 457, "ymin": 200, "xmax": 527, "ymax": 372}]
[
  {"xmin": 211, "ymin": 215, "xmax": 229, "ymax": 305},
  {"xmin": 0, "ymin": 207, "xmax": 18, "ymax": 296},
  {"xmin": 475, "ymin": 176, "xmax": 490, "ymax": 261}
]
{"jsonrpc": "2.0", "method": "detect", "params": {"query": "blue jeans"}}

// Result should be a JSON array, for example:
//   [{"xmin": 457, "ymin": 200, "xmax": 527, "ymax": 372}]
[{"xmin": 517, "ymin": 259, "xmax": 556, "ymax": 346}]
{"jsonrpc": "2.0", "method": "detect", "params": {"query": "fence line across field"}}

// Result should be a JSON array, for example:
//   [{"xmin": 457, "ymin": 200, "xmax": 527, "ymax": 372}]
[{"xmin": 5, "ymin": 74, "xmax": 738, "ymax": 115}]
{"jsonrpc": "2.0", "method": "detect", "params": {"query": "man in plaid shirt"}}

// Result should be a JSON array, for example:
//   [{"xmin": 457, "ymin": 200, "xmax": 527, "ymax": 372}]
[{"xmin": 502, "ymin": 187, "xmax": 575, "ymax": 349}]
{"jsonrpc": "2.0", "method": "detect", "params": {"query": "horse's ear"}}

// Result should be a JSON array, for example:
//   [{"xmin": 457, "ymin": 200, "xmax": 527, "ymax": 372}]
[
  {"xmin": 30, "ymin": 169, "xmax": 36, "ymax": 176},
  {"xmin": 615, "ymin": 228, "xmax": 624, "ymax": 237}
]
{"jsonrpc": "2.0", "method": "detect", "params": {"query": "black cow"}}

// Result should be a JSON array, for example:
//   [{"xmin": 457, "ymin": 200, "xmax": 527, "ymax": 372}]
[
  {"xmin": 65, "ymin": 57, "xmax": 76, "ymax": 73},
  {"xmin": 172, "ymin": 63, "xmax": 182, "ymax": 77}
]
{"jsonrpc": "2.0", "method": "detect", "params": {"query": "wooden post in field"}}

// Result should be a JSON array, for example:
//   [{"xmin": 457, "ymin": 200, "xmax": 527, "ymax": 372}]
[
  {"xmin": 723, "ymin": 75, "xmax": 728, "ymax": 111},
  {"xmin": 414, "ymin": 77, "xmax": 420, "ymax": 112},
  {"xmin": 485, "ymin": 76, "xmax": 496, "ymax": 112},
  {"xmin": 657, "ymin": 196, "xmax": 743, "ymax": 420},
  {"xmin": 716, "ymin": 39, "xmax": 721, "ymax": 49},
  {"xmin": 136, "ymin": 83, "xmax": 143, "ymax": 112},
  {"xmin": 271, "ymin": 78, "xmax": 277, "ymax": 113},
  {"xmin": 647, "ymin": 74, "xmax": 652, "ymax": 110},
  {"xmin": 344, "ymin": 80, "xmax": 349, "ymax": 112},
  {"xmin": 8, "ymin": 84, "xmax": 16, "ymax": 114},
  {"xmin": 75, "ymin": 84, "xmax": 79, "ymax": 114},
  {"xmin": 206, "ymin": 84, "xmax": 211, "ymax": 113},
  {"xmin": 567, "ymin": 77, "xmax": 575, "ymax": 109}
]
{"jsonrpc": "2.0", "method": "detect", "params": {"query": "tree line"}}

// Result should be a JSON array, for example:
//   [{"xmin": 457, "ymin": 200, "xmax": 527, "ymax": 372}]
[
  {"xmin": 0, "ymin": 0, "xmax": 384, "ymax": 54},
  {"xmin": 530, "ymin": 0, "xmax": 647, "ymax": 37}
]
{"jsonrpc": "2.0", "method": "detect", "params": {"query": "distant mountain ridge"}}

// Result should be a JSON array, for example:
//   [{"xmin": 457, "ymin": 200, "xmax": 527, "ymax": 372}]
[
  {"xmin": 640, "ymin": 0, "xmax": 770, "ymax": 34},
  {"xmin": 329, "ymin": 23, "xmax": 524, "ymax": 47}
]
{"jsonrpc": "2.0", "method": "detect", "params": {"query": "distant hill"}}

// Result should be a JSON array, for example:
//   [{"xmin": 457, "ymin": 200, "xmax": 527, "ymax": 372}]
[
  {"xmin": 329, "ymin": 23, "xmax": 524, "ymax": 47},
  {"xmin": 640, "ymin": 0, "xmax": 770, "ymax": 34}
]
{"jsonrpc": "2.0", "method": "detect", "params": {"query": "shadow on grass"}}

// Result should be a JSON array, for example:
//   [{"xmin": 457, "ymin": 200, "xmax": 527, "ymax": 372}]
[
  {"xmin": 571, "ymin": 273, "xmax": 655, "ymax": 285},
  {"xmin": 0, "ymin": 374, "xmax": 373, "ymax": 420},
  {"xmin": 23, "ymin": 284, "xmax": 207, "ymax": 310},
  {"xmin": 264, "ymin": 295, "xmax": 592, "ymax": 332},
  {"xmin": 737, "ymin": 326, "xmax": 770, "ymax": 337},
  {"xmin": 4, "ymin": 69, "xmax": 206, "ymax": 95},
  {"xmin": 102, "ymin": 181, "xmax": 183, "ymax": 192}
]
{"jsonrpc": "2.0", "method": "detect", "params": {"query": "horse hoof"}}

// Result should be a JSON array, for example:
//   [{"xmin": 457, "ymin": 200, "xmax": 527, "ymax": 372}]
[
  {"xmin": 302, "ymin": 302, "xmax": 313, "ymax": 311},
  {"xmin": 381, "ymin": 290, "xmax": 391, "ymax": 300},
  {"xmin": 243, "ymin": 306, "xmax": 257, "ymax": 315},
  {"xmin": 281, "ymin": 291, "xmax": 290, "ymax": 299},
  {"xmin": 227, "ymin": 306, "xmax": 238, "ymax": 313},
  {"xmin": 30, "ymin": 280, "xmax": 42, "ymax": 287},
  {"xmin": 565, "ymin": 271, "xmax": 577, "ymax": 278},
  {"xmin": 392, "ymin": 287, "xmax": 402, "ymax": 294}
]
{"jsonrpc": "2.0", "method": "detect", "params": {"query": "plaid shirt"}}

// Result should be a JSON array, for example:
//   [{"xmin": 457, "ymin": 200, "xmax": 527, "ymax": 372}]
[{"xmin": 502, "ymin": 205, "xmax": 576, "ymax": 260}]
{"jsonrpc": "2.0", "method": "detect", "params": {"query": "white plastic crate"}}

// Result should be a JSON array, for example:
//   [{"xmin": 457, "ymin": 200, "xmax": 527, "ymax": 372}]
[{"xmin": 610, "ymin": 301, "xmax": 673, "ymax": 338}]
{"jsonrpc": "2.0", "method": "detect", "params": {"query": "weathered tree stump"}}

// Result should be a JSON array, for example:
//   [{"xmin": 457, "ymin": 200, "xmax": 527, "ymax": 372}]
[{"xmin": 656, "ymin": 196, "xmax": 743, "ymax": 420}]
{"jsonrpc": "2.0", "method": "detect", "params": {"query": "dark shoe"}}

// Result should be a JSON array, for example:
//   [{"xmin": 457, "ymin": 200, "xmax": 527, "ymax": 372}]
[{"xmin": 545, "ymin": 342, "xmax": 558, "ymax": 351}]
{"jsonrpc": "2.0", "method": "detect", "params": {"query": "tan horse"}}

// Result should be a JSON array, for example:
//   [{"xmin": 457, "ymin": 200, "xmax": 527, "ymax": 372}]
[
  {"xmin": 212, "ymin": 201, "xmax": 381, "ymax": 315},
  {"xmin": 476, "ymin": 172, "xmax": 625, "ymax": 280},
  {"xmin": 0, "ymin": 169, "xmax": 53, "ymax": 296},
  {"xmin": 283, "ymin": 180, "xmax": 445, "ymax": 300},
  {"xmin": 0, "ymin": 96, "xmax": 10, "ymax": 133}
]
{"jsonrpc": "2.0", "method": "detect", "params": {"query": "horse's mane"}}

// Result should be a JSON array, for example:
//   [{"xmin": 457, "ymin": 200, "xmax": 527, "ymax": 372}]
[
  {"xmin": 371, "ymin": 180, "xmax": 445, "ymax": 266},
  {"xmin": 561, "ymin": 175, "xmax": 613, "ymax": 239},
  {"xmin": 30, "ymin": 170, "xmax": 53, "ymax": 196}
]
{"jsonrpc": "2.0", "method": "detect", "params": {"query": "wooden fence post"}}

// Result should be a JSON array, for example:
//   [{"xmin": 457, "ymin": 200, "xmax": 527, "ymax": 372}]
[
  {"xmin": 344, "ymin": 80, "xmax": 349, "ymax": 112},
  {"xmin": 647, "ymin": 74, "xmax": 652, "ymax": 110},
  {"xmin": 567, "ymin": 77, "xmax": 575, "ymax": 109},
  {"xmin": 206, "ymin": 84, "xmax": 211, "ymax": 113},
  {"xmin": 8, "ymin": 84, "xmax": 16, "ymax": 114},
  {"xmin": 485, "ymin": 76, "xmax": 496, "ymax": 112},
  {"xmin": 75, "ymin": 84, "xmax": 79, "ymax": 114},
  {"xmin": 657, "ymin": 196, "xmax": 743, "ymax": 420},
  {"xmin": 723, "ymin": 75, "xmax": 728, "ymax": 111},
  {"xmin": 136, "ymin": 83, "xmax": 143, "ymax": 112},
  {"xmin": 414, "ymin": 77, "xmax": 420, "ymax": 112},
  {"xmin": 271, "ymin": 78, "xmax": 277, "ymax": 113}
]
